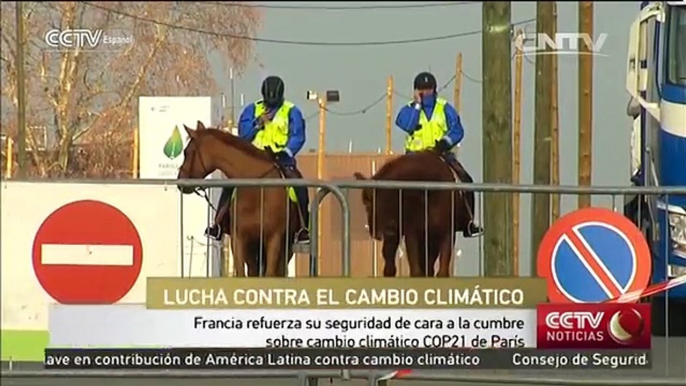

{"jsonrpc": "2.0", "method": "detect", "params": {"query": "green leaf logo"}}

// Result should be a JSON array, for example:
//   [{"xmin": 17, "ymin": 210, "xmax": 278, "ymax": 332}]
[{"xmin": 163, "ymin": 125, "xmax": 183, "ymax": 160}]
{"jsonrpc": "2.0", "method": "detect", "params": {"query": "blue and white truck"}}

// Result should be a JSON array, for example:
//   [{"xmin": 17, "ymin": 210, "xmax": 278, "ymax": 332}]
[{"xmin": 624, "ymin": 1, "xmax": 686, "ymax": 336}]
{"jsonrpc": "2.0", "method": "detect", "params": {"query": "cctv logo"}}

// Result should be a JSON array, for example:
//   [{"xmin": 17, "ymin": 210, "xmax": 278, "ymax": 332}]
[
  {"xmin": 543, "ymin": 311, "xmax": 605, "ymax": 343},
  {"xmin": 536, "ymin": 303, "xmax": 651, "ymax": 349},
  {"xmin": 545, "ymin": 312, "xmax": 603, "ymax": 329}
]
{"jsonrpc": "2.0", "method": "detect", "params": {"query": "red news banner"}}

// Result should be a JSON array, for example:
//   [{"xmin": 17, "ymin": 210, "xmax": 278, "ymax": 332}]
[{"xmin": 44, "ymin": 303, "xmax": 651, "ymax": 371}]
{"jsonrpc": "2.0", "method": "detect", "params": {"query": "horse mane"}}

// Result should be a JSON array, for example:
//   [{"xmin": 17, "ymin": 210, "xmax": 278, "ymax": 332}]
[{"xmin": 201, "ymin": 128, "xmax": 274, "ymax": 163}]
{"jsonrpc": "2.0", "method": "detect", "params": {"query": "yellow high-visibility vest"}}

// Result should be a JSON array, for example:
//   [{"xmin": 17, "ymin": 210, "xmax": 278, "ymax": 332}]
[
  {"xmin": 404, "ymin": 98, "xmax": 448, "ymax": 152},
  {"xmin": 252, "ymin": 100, "xmax": 294, "ymax": 152}
]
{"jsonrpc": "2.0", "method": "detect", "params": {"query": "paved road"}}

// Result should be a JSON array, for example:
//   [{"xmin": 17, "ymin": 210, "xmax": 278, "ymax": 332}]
[{"xmin": 3, "ymin": 338, "xmax": 684, "ymax": 386}]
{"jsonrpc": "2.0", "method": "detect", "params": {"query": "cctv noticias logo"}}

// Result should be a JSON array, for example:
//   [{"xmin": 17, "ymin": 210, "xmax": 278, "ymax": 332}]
[{"xmin": 536, "ymin": 303, "xmax": 651, "ymax": 349}]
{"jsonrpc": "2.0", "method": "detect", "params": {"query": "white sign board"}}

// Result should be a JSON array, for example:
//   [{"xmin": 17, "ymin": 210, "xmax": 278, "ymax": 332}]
[
  {"xmin": 138, "ymin": 96, "xmax": 215, "ymax": 277},
  {"xmin": 0, "ymin": 182, "xmax": 182, "ymax": 332}
]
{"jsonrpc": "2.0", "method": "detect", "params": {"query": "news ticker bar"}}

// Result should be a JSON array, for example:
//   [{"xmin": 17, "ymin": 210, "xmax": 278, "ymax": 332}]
[{"xmin": 45, "ymin": 348, "xmax": 651, "ymax": 370}]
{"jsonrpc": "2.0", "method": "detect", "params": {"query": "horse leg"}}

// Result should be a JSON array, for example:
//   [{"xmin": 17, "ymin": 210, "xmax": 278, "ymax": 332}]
[
  {"xmin": 244, "ymin": 242, "xmax": 260, "ymax": 277},
  {"xmin": 264, "ymin": 232, "xmax": 285, "ymax": 277},
  {"xmin": 232, "ymin": 235, "xmax": 248, "ymax": 277},
  {"xmin": 404, "ymin": 232, "xmax": 424, "ymax": 277},
  {"xmin": 425, "ymin": 236, "xmax": 441, "ymax": 277},
  {"xmin": 276, "ymin": 242, "xmax": 292, "ymax": 277},
  {"xmin": 381, "ymin": 233, "xmax": 400, "ymax": 277},
  {"xmin": 437, "ymin": 232, "xmax": 454, "ymax": 277}
]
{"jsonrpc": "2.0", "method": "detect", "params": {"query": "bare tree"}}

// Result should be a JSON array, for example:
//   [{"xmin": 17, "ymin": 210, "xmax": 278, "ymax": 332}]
[{"xmin": 1, "ymin": 1, "xmax": 262, "ymax": 176}]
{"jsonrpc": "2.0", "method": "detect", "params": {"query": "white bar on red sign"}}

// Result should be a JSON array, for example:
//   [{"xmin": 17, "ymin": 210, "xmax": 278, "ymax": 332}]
[{"xmin": 41, "ymin": 244, "xmax": 134, "ymax": 266}]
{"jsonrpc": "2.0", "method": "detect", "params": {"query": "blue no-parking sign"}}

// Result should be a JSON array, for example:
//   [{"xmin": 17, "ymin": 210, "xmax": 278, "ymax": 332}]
[{"xmin": 537, "ymin": 207, "xmax": 652, "ymax": 303}]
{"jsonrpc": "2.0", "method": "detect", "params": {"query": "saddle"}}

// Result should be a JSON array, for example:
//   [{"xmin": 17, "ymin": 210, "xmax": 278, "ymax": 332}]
[{"xmin": 438, "ymin": 153, "xmax": 464, "ymax": 183}]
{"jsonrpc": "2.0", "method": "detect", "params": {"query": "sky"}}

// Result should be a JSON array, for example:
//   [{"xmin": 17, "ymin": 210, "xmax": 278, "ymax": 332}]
[{"xmin": 209, "ymin": 1, "xmax": 641, "ymax": 275}]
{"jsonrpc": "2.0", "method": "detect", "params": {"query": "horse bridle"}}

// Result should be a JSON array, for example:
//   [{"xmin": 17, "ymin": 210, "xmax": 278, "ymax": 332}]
[{"xmin": 180, "ymin": 137, "xmax": 281, "ymax": 212}]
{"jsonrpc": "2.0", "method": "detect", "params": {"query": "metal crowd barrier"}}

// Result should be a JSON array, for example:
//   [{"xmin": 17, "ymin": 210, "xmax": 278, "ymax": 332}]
[{"xmin": 2, "ymin": 178, "xmax": 685, "ymax": 385}]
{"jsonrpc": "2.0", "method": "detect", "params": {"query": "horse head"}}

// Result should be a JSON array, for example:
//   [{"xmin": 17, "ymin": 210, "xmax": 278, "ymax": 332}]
[{"xmin": 177, "ymin": 121, "xmax": 215, "ymax": 194}]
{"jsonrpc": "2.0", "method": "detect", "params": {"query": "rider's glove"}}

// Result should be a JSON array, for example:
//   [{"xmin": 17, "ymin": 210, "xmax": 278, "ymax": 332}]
[
  {"xmin": 274, "ymin": 150, "xmax": 291, "ymax": 162},
  {"xmin": 434, "ymin": 138, "xmax": 451, "ymax": 153}
]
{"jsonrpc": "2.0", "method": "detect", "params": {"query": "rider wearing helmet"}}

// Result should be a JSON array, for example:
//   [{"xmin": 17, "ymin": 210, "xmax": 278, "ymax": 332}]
[
  {"xmin": 395, "ymin": 71, "xmax": 483, "ymax": 237},
  {"xmin": 205, "ymin": 75, "xmax": 310, "ymax": 244}
]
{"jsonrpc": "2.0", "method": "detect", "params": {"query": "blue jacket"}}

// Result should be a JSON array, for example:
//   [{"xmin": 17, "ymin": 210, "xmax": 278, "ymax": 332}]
[
  {"xmin": 395, "ymin": 94, "xmax": 464, "ymax": 148},
  {"xmin": 237, "ymin": 101, "xmax": 306, "ymax": 159}
]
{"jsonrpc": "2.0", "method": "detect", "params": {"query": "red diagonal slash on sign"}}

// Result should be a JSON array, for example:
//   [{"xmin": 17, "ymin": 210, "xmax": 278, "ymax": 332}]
[{"xmin": 564, "ymin": 228, "xmax": 623, "ymax": 299}]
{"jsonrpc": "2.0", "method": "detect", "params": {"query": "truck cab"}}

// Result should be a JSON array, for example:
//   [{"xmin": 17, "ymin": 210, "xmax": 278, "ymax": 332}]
[{"xmin": 625, "ymin": 1, "xmax": 686, "ymax": 336}]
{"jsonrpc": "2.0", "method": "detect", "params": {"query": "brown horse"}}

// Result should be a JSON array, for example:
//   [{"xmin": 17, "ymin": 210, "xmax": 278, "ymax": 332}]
[
  {"xmin": 353, "ymin": 151, "xmax": 474, "ymax": 277},
  {"xmin": 177, "ymin": 121, "xmax": 299, "ymax": 277}
]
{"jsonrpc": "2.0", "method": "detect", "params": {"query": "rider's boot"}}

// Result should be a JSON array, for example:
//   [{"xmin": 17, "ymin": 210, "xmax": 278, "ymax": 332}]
[
  {"xmin": 294, "ymin": 187, "xmax": 310, "ymax": 245},
  {"xmin": 204, "ymin": 187, "xmax": 233, "ymax": 241}
]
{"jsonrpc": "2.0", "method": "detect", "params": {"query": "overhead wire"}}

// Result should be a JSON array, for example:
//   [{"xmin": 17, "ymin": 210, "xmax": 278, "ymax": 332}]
[
  {"xmin": 206, "ymin": 1, "xmax": 479, "ymax": 10},
  {"xmin": 323, "ymin": 93, "xmax": 387, "ymax": 116},
  {"xmin": 79, "ymin": 2, "xmax": 535, "ymax": 47}
]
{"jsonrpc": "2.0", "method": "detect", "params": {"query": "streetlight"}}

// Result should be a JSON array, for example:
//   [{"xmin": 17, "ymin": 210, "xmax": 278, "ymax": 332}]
[
  {"xmin": 305, "ymin": 90, "xmax": 340, "ymax": 180},
  {"xmin": 306, "ymin": 89, "xmax": 339, "ymax": 275}
]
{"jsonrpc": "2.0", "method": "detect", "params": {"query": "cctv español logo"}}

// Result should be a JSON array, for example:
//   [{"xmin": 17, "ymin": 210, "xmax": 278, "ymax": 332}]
[
  {"xmin": 536, "ymin": 303, "xmax": 651, "ymax": 349},
  {"xmin": 44, "ymin": 29, "xmax": 133, "ymax": 51}
]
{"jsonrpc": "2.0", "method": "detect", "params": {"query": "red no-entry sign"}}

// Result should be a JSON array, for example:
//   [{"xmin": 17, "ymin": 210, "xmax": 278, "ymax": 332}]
[{"xmin": 32, "ymin": 200, "xmax": 143, "ymax": 304}]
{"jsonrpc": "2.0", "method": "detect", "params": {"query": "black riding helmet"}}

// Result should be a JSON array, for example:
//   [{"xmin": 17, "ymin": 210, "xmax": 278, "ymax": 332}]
[
  {"xmin": 261, "ymin": 76, "xmax": 285, "ymax": 108},
  {"xmin": 413, "ymin": 72, "xmax": 437, "ymax": 91}
]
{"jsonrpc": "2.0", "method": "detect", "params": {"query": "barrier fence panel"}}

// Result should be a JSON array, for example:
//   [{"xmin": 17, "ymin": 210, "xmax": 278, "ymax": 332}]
[
  {"xmin": 2, "ymin": 179, "xmax": 685, "ymax": 385},
  {"xmin": 175, "ymin": 179, "xmax": 350, "ymax": 279}
]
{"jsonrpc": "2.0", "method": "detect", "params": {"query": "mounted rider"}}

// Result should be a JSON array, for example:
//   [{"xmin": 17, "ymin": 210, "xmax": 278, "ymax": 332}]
[
  {"xmin": 395, "ymin": 71, "xmax": 483, "ymax": 237},
  {"xmin": 205, "ymin": 75, "xmax": 311, "ymax": 244}
]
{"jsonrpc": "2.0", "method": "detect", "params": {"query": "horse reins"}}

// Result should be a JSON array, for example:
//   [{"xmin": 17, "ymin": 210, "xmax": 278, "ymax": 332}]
[{"xmin": 181, "ymin": 138, "xmax": 282, "ymax": 214}]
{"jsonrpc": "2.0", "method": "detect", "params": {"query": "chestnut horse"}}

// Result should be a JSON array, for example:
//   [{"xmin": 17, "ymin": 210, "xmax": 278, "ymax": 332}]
[
  {"xmin": 353, "ymin": 151, "xmax": 474, "ymax": 277},
  {"xmin": 177, "ymin": 121, "xmax": 299, "ymax": 277}
]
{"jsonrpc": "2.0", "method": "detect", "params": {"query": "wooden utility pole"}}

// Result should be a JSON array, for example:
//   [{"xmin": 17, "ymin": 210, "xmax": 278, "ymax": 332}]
[
  {"xmin": 482, "ymin": 2, "xmax": 513, "ymax": 276},
  {"xmin": 15, "ymin": 2, "xmax": 26, "ymax": 177},
  {"xmin": 317, "ymin": 98, "xmax": 327, "ymax": 270},
  {"xmin": 5, "ymin": 138, "xmax": 13, "ymax": 177},
  {"xmin": 578, "ymin": 1, "xmax": 594, "ymax": 208},
  {"xmin": 454, "ymin": 53, "xmax": 463, "ymax": 112},
  {"xmin": 132, "ymin": 127, "xmax": 139, "ymax": 178},
  {"xmin": 385, "ymin": 76, "xmax": 393, "ymax": 154},
  {"xmin": 230, "ymin": 68, "xmax": 236, "ymax": 130},
  {"xmin": 551, "ymin": 2, "xmax": 561, "ymax": 221},
  {"xmin": 453, "ymin": 53, "xmax": 463, "ymax": 158},
  {"xmin": 512, "ymin": 30, "xmax": 524, "ymax": 277},
  {"xmin": 531, "ymin": 1, "xmax": 554, "ymax": 275}
]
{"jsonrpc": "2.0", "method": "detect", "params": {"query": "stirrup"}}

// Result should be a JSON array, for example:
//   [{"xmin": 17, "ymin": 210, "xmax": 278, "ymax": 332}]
[
  {"xmin": 204, "ymin": 225, "xmax": 223, "ymax": 241},
  {"xmin": 295, "ymin": 228, "xmax": 310, "ymax": 244},
  {"xmin": 292, "ymin": 229, "xmax": 311, "ymax": 254},
  {"xmin": 463, "ymin": 222, "xmax": 484, "ymax": 238}
]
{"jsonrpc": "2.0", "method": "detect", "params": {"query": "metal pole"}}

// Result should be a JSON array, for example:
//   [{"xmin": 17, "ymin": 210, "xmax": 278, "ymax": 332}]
[
  {"xmin": 15, "ymin": 1, "xmax": 26, "ymax": 177},
  {"xmin": 385, "ymin": 76, "xmax": 393, "ymax": 155}
]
